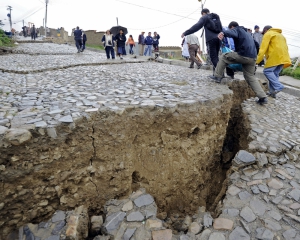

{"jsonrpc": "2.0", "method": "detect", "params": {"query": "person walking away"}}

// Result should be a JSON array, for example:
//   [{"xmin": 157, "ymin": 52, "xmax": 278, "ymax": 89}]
[
  {"xmin": 256, "ymin": 25, "xmax": 291, "ymax": 98},
  {"xmin": 144, "ymin": 32, "xmax": 153, "ymax": 56},
  {"xmin": 182, "ymin": 37, "xmax": 190, "ymax": 61},
  {"xmin": 210, "ymin": 21, "xmax": 268, "ymax": 105},
  {"xmin": 153, "ymin": 32, "xmax": 160, "ymax": 52},
  {"xmin": 138, "ymin": 32, "xmax": 145, "ymax": 56},
  {"xmin": 36, "ymin": 28, "xmax": 39, "ymax": 38},
  {"xmin": 82, "ymin": 31, "xmax": 87, "ymax": 52},
  {"xmin": 115, "ymin": 29, "xmax": 127, "ymax": 59},
  {"xmin": 31, "ymin": 25, "xmax": 36, "ymax": 40},
  {"xmin": 22, "ymin": 26, "xmax": 27, "ymax": 37},
  {"xmin": 74, "ymin": 26, "xmax": 83, "ymax": 53},
  {"xmin": 186, "ymin": 34, "xmax": 202, "ymax": 69},
  {"xmin": 126, "ymin": 35, "xmax": 135, "ymax": 55},
  {"xmin": 102, "ymin": 30, "xmax": 116, "ymax": 60},
  {"xmin": 253, "ymin": 25, "xmax": 264, "ymax": 66},
  {"xmin": 181, "ymin": 8, "xmax": 223, "ymax": 76}
]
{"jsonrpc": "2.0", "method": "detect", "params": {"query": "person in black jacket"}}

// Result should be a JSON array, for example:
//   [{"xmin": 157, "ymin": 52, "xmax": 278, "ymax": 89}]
[
  {"xmin": 181, "ymin": 8, "xmax": 226, "ymax": 76},
  {"xmin": 210, "ymin": 21, "xmax": 268, "ymax": 105},
  {"xmin": 81, "ymin": 31, "xmax": 87, "ymax": 52},
  {"xmin": 74, "ymin": 26, "xmax": 82, "ymax": 53},
  {"xmin": 115, "ymin": 29, "xmax": 127, "ymax": 60}
]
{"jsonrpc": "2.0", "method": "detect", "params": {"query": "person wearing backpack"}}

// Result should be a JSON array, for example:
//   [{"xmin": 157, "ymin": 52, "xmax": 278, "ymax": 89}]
[
  {"xmin": 144, "ymin": 32, "xmax": 154, "ymax": 56},
  {"xmin": 181, "ymin": 8, "xmax": 223, "ymax": 75}
]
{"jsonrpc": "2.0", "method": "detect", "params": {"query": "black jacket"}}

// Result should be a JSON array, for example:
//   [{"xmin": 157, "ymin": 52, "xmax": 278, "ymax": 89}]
[
  {"xmin": 223, "ymin": 26, "xmax": 257, "ymax": 59},
  {"xmin": 74, "ymin": 29, "xmax": 82, "ymax": 40},
  {"xmin": 115, "ymin": 33, "xmax": 126, "ymax": 47},
  {"xmin": 183, "ymin": 14, "xmax": 220, "ymax": 43},
  {"xmin": 83, "ymin": 33, "xmax": 87, "ymax": 42}
]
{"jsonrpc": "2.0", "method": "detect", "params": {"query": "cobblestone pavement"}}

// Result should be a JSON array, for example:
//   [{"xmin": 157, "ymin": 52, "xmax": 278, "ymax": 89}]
[{"xmin": 3, "ymin": 42, "xmax": 300, "ymax": 239}]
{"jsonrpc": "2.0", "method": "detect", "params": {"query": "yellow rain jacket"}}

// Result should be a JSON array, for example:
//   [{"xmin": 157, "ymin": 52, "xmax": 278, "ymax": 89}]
[{"xmin": 256, "ymin": 28, "xmax": 291, "ymax": 69}]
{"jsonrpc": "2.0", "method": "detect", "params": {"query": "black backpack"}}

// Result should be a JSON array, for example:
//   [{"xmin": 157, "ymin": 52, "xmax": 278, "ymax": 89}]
[{"xmin": 205, "ymin": 13, "xmax": 222, "ymax": 33}]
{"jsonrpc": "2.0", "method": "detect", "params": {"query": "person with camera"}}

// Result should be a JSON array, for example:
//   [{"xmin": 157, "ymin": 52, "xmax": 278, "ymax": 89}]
[{"xmin": 102, "ymin": 30, "xmax": 116, "ymax": 60}]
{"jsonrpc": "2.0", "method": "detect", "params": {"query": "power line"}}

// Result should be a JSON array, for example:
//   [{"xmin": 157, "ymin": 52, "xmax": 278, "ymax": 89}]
[
  {"xmin": 13, "ymin": 6, "xmax": 44, "ymax": 24},
  {"xmin": 127, "ymin": 7, "xmax": 201, "ymax": 31}
]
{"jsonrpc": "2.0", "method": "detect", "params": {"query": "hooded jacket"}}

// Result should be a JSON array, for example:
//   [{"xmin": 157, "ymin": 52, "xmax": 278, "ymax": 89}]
[
  {"xmin": 256, "ymin": 28, "xmax": 291, "ymax": 69},
  {"xmin": 223, "ymin": 26, "xmax": 257, "ymax": 59},
  {"xmin": 183, "ymin": 14, "xmax": 220, "ymax": 43}
]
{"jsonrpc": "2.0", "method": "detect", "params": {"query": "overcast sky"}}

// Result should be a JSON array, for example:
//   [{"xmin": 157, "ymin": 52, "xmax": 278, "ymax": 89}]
[{"xmin": 1, "ymin": 0, "xmax": 300, "ymax": 57}]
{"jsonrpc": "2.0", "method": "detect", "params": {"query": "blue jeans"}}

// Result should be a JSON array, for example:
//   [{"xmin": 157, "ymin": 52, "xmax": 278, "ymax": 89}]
[
  {"xmin": 263, "ymin": 65, "xmax": 284, "ymax": 93},
  {"xmin": 129, "ymin": 44, "xmax": 134, "ymax": 54},
  {"xmin": 144, "ymin": 45, "xmax": 152, "ymax": 56}
]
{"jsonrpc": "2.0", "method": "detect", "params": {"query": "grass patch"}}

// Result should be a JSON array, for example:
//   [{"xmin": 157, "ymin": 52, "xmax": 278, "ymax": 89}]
[
  {"xmin": 0, "ymin": 29, "xmax": 14, "ymax": 47},
  {"xmin": 281, "ymin": 67, "xmax": 300, "ymax": 80},
  {"xmin": 86, "ymin": 44, "xmax": 104, "ymax": 50}
]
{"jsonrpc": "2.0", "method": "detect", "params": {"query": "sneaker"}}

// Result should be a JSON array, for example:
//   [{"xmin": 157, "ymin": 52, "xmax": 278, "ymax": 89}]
[
  {"xmin": 197, "ymin": 64, "xmax": 203, "ymax": 69},
  {"xmin": 189, "ymin": 66, "xmax": 194, "ymax": 69},
  {"xmin": 209, "ymin": 75, "xmax": 223, "ymax": 83},
  {"xmin": 256, "ymin": 97, "xmax": 268, "ymax": 105}
]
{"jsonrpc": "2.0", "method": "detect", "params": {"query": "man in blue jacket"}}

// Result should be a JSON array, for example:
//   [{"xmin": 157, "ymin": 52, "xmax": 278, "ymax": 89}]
[
  {"xmin": 211, "ymin": 21, "xmax": 268, "ymax": 105},
  {"xmin": 144, "ymin": 32, "xmax": 153, "ymax": 56},
  {"xmin": 74, "ymin": 26, "xmax": 82, "ymax": 53}
]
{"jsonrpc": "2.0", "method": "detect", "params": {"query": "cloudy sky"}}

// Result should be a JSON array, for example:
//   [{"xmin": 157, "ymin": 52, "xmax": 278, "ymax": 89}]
[{"xmin": 1, "ymin": 0, "xmax": 300, "ymax": 57}]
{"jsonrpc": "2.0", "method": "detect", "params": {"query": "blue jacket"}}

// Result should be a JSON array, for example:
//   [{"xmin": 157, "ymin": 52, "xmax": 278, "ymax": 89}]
[
  {"xmin": 115, "ymin": 33, "xmax": 126, "ymax": 47},
  {"xmin": 223, "ymin": 26, "xmax": 257, "ymax": 59},
  {"xmin": 153, "ymin": 34, "xmax": 160, "ymax": 45},
  {"xmin": 222, "ymin": 27, "xmax": 235, "ymax": 51},
  {"xmin": 74, "ymin": 29, "xmax": 82, "ymax": 40},
  {"xmin": 101, "ymin": 35, "xmax": 115, "ymax": 47},
  {"xmin": 144, "ymin": 36, "xmax": 153, "ymax": 45},
  {"xmin": 83, "ymin": 33, "xmax": 87, "ymax": 42}
]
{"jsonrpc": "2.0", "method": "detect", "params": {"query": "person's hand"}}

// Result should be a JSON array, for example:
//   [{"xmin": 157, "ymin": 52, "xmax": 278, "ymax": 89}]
[
  {"xmin": 181, "ymin": 33, "xmax": 185, "ymax": 38},
  {"xmin": 218, "ymin": 32, "xmax": 224, "ymax": 40}
]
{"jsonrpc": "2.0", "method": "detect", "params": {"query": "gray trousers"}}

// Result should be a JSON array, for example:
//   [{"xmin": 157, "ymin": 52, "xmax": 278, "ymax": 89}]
[
  {"xmin": 215, "ymin": 52, "xmax": 267, "ymax": 99},
  {"xmin": 188, "ymin": 44, "xmax": 202, "ymax": 67}
]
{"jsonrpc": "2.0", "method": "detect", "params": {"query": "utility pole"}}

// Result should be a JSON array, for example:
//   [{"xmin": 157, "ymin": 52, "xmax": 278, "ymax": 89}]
[
  {"xmin": 7, "ymin": 6, "xmax": 12, "ymax": 31},
  {"xmin": 45, "ymin": 0, "xmax": 49, "ymax": 37},
  {"xmin": 116, "ymin": 17, "xmax": 119, "ymax": 26},
  {"xmin": 198, "ymin": 0, "xmax": 206, "ymax": 54}
]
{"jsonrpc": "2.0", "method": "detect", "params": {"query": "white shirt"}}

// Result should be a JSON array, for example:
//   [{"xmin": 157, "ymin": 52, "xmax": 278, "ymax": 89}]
[{"xmin": 186, "ymin": 34, "xmax": 200, "ymax": 46}]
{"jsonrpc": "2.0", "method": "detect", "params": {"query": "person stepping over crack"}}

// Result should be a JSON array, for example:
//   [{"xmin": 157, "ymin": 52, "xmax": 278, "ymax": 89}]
[
  {"xmin": 210, "ymin": 21, "xmax": 268, "ymax": 105},
  {"xmin": 256, "ymin": 25, "xmax": 291, "ymax": 99}
]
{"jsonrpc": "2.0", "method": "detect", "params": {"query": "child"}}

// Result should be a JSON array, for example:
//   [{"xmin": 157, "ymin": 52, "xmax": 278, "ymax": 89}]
[{"xmin": 126, "ymin": 35, "xmax": 135, "ymax": 55}]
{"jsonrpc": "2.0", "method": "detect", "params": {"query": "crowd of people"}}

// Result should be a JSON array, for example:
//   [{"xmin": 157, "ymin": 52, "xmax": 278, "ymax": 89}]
[
  {"xmin": 181, "ymin": 8, "xmax": 291, "ymax": 105},
  {"xmin": 21, "ymin": 25, "xmax": 40, "ymax": 40}
]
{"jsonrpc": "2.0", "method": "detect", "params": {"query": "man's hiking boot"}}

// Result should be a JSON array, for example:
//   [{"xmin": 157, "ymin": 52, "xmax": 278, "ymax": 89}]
[
  {"xmin": 257, "ymin": 97, "xmax": 268, "ymax": 105},
  {"xmin": 209, "ymin": 75, "xmax": 223, "ymax": 83}
]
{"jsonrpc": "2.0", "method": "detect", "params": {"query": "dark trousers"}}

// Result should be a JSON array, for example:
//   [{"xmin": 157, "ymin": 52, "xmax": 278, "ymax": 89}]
[
  {"xmin": 207, "ymin": 38, "xmax": 234, "ymax": 77},
  {"xmin": 82, "ymin": 41, "xmax": 86, "ymax": 50},
  {"xmin": 31, "ymin": 33, "xmax": 36, "ymax": 40},
  {"xmin": 188, "ymin": 44, "xmax": 202, "ymax": 67},
  {"xmin": 105, "ymin": 46, "xmax": 115, "ymax": 59},
  {"xmin": 153, "ymin": 44, "xmax": 159, "ymax": 51},
  {"xmin": 75, "ymin": 39, "xmax": 82, "ymax": 50}
]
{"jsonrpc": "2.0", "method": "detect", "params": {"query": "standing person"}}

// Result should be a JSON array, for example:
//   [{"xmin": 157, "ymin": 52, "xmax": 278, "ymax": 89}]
[
  {"xmin": 253, "ymin": 25, "xmax": 264, "ymax": 66},
  {"xmin": 22, "ymin": 26, "xmax": 27, "ymax": 37},
  {"xmin": 210, "ymin": 21, "xmax": 268, "ymax": 105},
  {"xmin": 82, "ymin": 31, "xmax": 87, "ymax": 52},
  {"xmin": 181, "ymin": 8, "xmax": 223, "ymax": 76},
  {"xmin": 181, "ymin": 37, "xmax": 190, "ymax": 61},
  {"xmin": 138, "ymin": 31, "xmax": 145, "ymax": 56},
  {"xmin": 126, "ymin": 35, "xmax": 135, "ymax": 55},
  {"xmin": 31, "ymin": 25, "xmax": 36, "ymax": 40},
  {"xmin": 102, "ymin": 30, "xmax": 115, "ymax": 60},
  {"xmin": 27, "ymin": 27, "xmax": 31, "ymax": 38},
  {"xmin": 256, "ymin": 25, "xmax": 291, "ymax": 98},
  {"xmin": 153, "ymin": 32, "xmax": 160, "ymax": 52},
  {"xmin": 74, "ymin": 26, "xmax": 83, "ymax": 53},
  {"xmin": 115, "ymin": 29, "xmax": 127, "ymax": 59},
  {"xmin": 36, "ymin": 28, "xmax": 39, "ymax": 38},
  {"xmin": 186, "ymin": 34, "xmax": 202, "ymax": 69},
  {"xmin": 144, "ymin": 32, "xmax": 153, "ymax": 56}
]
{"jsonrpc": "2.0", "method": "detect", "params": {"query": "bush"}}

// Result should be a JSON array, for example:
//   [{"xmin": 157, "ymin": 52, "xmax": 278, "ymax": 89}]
[
  {"xmin": 281, "ymin": 67, "xmax": 300, "ymax": 80},
  {"xmin": 0, "ymin": 29, "xmax": 14, "ymax": 47}
]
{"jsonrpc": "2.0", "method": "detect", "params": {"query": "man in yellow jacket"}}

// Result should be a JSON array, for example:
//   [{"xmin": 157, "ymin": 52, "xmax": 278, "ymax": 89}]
[{"xmin": 256, "ymin": 25, "xmax": 291, "ymax": 98}]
